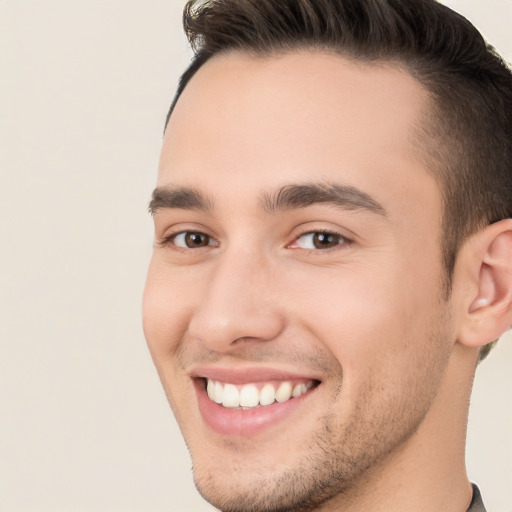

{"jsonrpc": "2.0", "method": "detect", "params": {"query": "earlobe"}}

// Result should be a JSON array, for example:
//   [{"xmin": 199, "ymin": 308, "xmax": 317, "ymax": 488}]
[{"xmin": 457, "ymin": 219, "xmax": 512, "ymax": 349}]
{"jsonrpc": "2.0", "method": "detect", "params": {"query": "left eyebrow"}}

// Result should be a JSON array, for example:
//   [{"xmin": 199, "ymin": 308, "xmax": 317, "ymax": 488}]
[{"xmin": 261, "ymin": 182, "xmax": 387, "ymax": 216}]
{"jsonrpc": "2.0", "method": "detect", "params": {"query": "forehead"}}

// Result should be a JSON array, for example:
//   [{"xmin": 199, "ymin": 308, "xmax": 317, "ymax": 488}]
[{"xmin": 159, "ymin": 51, "xmax": 438, "ymax": 220}]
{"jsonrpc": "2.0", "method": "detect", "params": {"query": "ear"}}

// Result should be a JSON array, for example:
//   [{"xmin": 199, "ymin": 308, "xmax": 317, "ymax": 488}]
[{"xmin": 455, "ymin": 219, "xmax": 512, "ymax": 349}]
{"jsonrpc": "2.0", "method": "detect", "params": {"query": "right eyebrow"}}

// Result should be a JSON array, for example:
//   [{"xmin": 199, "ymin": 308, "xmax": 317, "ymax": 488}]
[{"xmin": 148, "ymin": 186, "xmax": 212, "ymax": 215}]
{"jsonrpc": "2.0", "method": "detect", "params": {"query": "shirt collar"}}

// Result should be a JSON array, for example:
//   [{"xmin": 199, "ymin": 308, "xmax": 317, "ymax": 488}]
[{"xmin": 467, "ymin": 485, "xmax": 486, "ymax": 512}]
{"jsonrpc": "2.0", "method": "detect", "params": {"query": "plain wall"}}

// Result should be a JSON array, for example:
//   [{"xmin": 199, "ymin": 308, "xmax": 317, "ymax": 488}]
[{"xmin": 0, "ymin": 1, "xmax": 510, "ymax": 511}]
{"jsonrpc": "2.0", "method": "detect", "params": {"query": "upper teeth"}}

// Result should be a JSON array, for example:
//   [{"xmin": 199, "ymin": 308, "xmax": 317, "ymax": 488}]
[{"xmin": 206, "ymin": 380, "xmax": 312, "ymax": 409}]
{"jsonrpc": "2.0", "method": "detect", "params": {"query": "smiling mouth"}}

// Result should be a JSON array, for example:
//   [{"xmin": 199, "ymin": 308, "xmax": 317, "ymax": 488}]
[{"xmin": 204, "ymin": 378, "xmax": 319, "ymax": 410}]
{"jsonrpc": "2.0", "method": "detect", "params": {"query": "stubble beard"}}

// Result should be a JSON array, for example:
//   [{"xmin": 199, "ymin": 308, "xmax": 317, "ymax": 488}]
[
  {"xmin": 193, "ymin": 411, "xmax": 401, "ymax": 512},
  {"xmin": 188, "ymin": 322, "xmax": 452, "ymax": 512},
  {"xmin": 192, "ymin": 358, "xmax": 450, "ymax": 512}
]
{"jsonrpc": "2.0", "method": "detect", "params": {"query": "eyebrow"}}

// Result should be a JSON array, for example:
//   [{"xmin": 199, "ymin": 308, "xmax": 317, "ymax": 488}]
[
  {"xmin": 261, "ymin": 183, "xmax": 386, "ymax": 216},
  {"xmin": 149, "ymin": 186, "xmax": 212, "ymax": 214},
  {"xmin": 148, "ymin": 182, "xmax": 386, "ymax": 217}
]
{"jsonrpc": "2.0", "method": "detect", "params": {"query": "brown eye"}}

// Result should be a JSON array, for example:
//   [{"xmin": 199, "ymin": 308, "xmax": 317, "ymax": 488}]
[
  {"xmin": 311, "ymin": 232, "xmax": 339, "ymax": 249},
  {"xmin": 293, "ymin": 231, "xmax": 347, "ymax": 250},
  {"xmin": 173, "ymin": 232, "xmax": 213, "ymax": 248}
]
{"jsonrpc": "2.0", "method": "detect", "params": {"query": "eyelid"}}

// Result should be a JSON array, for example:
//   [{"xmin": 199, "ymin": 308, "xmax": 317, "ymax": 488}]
[
  {"xmin": 155, "ymin": 224, "xmax": 354, "ymax": 252},
  {"xmin": 157, "ymin": 228, "xmax": 219, "ymax": 249},
  {"xmin": 175, "ymin": 232, "xmax": 217, "ymax": 248},
  {"xmin": 287, "ymin": 229, "xmax": 353, "ymax": 251}
]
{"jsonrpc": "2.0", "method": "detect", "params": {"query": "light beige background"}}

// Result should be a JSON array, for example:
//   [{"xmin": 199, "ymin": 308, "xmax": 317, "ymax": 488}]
[{"xmin": 0, "ymin": 1, "xmax": 510, "ymax": 511}]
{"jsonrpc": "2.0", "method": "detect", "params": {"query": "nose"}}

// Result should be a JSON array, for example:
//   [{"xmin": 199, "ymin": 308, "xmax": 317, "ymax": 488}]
[{"xmin": 187, "ymin": 249, "xmax": 285, "ymax": 352}]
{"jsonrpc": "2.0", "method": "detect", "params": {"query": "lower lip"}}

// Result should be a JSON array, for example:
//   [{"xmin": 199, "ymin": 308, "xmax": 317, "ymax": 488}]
[{"xmin": 194, "ymin": 380, "xmax": 318, "ymax": 437}]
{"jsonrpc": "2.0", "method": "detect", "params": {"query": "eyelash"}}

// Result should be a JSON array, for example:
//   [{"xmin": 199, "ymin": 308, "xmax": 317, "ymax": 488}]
[
  {"xmin": 158, "ymin": 229, "xmax": 352, "ymax": 253},
  {"xmin": 289, "ymin": 230, "xmax": 352, "ymax": 251},
  {"xmin": 157, "ymin": 231, "xmax": 216, "ymax": 250}
]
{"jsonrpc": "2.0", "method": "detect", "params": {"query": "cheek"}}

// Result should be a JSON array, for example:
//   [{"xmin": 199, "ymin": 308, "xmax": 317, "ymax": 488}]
[
  {"xmin": 290, "ymin": 260, "xmax": 444, "ymax": 384},
  {"xmin": 142, "ymin": 258, "xmax": 195, "ymax": 358},
  {"xmin": 142, "ymin": 262, "xmax": 199, "ymax": 418}
]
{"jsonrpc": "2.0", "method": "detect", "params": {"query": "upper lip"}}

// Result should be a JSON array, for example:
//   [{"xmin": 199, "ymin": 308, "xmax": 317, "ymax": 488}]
[{"xmin": 190, "ymin": 366, "xmax": 322, "ymax": 385}]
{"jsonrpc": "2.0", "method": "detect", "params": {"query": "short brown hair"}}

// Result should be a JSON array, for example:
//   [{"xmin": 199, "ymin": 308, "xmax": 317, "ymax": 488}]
[{"xmin": 165, "ymin": 0, "xmax": 512, "ymax": 356}]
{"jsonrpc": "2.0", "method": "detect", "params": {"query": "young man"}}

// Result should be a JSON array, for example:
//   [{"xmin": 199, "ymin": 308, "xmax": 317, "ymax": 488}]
[{"xmin": 143, "ymin": 1, "xmax": 512, "ymax": 511}]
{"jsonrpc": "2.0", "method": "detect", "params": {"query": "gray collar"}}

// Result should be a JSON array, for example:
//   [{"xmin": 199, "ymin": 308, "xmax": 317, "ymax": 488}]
[{"xmin": 467, "ymin": 485, "xmax": 486, "ymax": 512}]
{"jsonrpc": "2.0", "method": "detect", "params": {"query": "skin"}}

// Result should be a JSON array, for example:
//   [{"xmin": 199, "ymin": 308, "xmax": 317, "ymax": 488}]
[{"xmin": 143, "ymin": 52, "xmax": 488, "ymax": 512}]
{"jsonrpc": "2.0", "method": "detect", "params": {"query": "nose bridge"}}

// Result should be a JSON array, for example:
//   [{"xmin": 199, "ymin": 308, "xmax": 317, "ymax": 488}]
[{"xmin": 187, "ymin": 245, "xmax": 284, "ymax": 350}]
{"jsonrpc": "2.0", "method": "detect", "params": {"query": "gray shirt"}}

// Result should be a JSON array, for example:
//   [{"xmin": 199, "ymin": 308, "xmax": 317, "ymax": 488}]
[{"xmin": 467, "ymin": 485, "xmax": 486, "ymax": 512}]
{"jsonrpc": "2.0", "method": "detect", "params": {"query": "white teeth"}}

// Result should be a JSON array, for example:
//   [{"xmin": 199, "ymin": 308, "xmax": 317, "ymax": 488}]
[
  {"xmin": 207, "ymin": 380, "xmax": 215, "ymax": 401},
  {"xmin": 275, "ymin": 382, "xmax": 293, "ymax": 402},
  {"xmin": 205, "ymin": 379, "xmax": 313, "ymax": 408},
  {"xmin": 259, "ymin": 383, "xmax": 276, "ymax": 406},
  {"xmin": 292, "ymin": 383, "xmax": 307, "ymax": 397},
  {"xmin": 239, "ymin": 384, "xmax": 259, "ymax": 407},
  {"xmin": 222, "ymin": 383, "xmax": 240, "ymax": 408},
  {"xmin": 214, "ymin": 381, "xmax": 223, "ymax": 404}
]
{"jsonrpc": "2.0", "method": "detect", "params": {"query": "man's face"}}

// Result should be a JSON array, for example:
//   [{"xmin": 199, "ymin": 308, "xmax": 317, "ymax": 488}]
[{"xmin": 143, "ymin": 52, "xmax": 455, "ymax": 512}]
